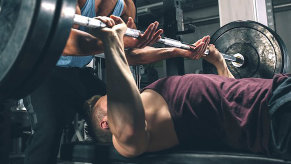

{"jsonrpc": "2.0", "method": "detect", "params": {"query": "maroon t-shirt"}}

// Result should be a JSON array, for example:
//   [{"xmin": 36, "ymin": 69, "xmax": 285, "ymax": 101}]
[{"xmin": 142, "ymin": 74, "xmax": 289, "ymax": 154}]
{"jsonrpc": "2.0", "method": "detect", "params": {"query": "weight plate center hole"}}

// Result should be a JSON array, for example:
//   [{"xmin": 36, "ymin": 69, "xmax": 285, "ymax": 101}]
[
  {"xmin": 232, "ymin": 53, "xmax": 245, "ymax": 68},
  {"xmin": 226, "ymin": 43, "xmax": 260, "ymax": 77}
]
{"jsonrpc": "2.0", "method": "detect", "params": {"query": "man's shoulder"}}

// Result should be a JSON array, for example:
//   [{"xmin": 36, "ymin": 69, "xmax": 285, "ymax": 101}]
[{"xmin": 122, "ymin": 0, "xmax": 136, "ymax": 19}]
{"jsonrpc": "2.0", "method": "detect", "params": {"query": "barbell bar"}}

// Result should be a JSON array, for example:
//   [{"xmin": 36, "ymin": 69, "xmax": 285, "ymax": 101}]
[{"xmin": 73, "ymin": 14, "xmax": 245, "ymax": 66}]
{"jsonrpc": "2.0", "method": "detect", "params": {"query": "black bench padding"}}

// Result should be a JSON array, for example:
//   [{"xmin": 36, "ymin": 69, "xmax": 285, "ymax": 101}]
[{"xmin": 60, "ymin": 142, "xmax": 291, "ymax": 164}]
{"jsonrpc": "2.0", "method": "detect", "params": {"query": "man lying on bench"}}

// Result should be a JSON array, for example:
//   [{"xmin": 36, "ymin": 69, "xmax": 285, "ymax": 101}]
[{"xmin": 85, "ymin": 15, "xmax": 291, "ymax": 160}]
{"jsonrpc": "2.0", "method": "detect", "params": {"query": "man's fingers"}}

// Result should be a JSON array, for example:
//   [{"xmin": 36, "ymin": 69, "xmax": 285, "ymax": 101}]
[
  {"xmin": 204, "ymin": 36, "xmax": 211, "ymax": 49},
  {"xmin": 148, "ymin": 29, "xmax": 163, "ymax": 45},
  {"xmin": 199, "ymin": 36, "xmax": 210, "ymax": 55},
  {"xmin": 139, "ymin": 27, "xmax": 163, "ymax": 48},
  {"xmin": 134, "ymin": 24, "xmax": 153, "ymax": 47},
  {"xmin": 194, "ymin": 35, "xmax": 210, "ymax": 47},
  {"xmin": 192, "ymin": 42, "xmax": 204, "ymax": 60},
  {"xmin": 154, "ymin": 36, "xmax": 162, "ymax": 44},
  {"xmin": 201, "ymin": 41, "xmax": 209, "ymax": 54},
  {"xmin": 126, "ymin": 17, "xmax": 134, "ymax": 28},
  {"xmin": 141, "ymin": 21, "xmax": 159, "ymax": 40},
  {"xmin": 138, "ymin": 37, "xmax": 152, "ymax": 48},
  {"xmin": 110, "ymin": 15, "xmax": 124, "ymax": 25},
  {"xmin": 142, "ymin": 28, "xmax": 163, "ymax": 47},
  {"xmin": 128, "ymin": 20, "xmax": 163, "ymax": 48},
  {"xmin": 142, "ymin": 23, "xmax": 155, "ymax": 40},
  {"xmin": 149, "ymin": 21, "xmax": 159, "ymax": 39},
  {"xmin": 194, "ymin": 38, "xmax": 203, "ymax": 46},
  {"xmin": 200, "ymin": 36, "xmax": 209, "ymax": 44},
  {"xmin": 95, "ymin": 16, "xmax": 115, "ymax": 27},
  {"xmin": 136, "ymin": 22, "xmax": 157, "ymax": 48},
  {"xmin": 204, "ymin": 36, "xmax": 210, "ymax": 45}
]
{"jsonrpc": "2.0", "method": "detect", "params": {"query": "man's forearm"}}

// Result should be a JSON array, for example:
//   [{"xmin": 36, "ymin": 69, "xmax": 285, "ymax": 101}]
[
  {"xmin": 103, "ymin": 33, "xmax": 147, "ymax": 148},
  {"xmin": 215, "ymin": 61, "xmax": 235, "ymax": 78},
  {"xmin": 62, "ymin": 29, "xmax": 105, "ymax": 56},
  {"xmin": 126, "ymin": 46, "xmax": 178, "ymax": 65}
]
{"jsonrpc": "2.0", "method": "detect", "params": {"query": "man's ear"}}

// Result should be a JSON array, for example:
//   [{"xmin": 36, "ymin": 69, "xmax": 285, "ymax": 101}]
[{"xmin": 100, "ymin": 116, "xmax": 109, "ymax": 129}]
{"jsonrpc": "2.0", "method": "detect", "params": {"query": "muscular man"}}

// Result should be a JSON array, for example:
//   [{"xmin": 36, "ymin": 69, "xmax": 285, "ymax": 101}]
[
  {"xmin": 24, "ymin": 1, "xmax": 210, "ymax": 164},
  {"xmin": 86, "ymin": 16, "xmax": 291, "ymax": 160}
]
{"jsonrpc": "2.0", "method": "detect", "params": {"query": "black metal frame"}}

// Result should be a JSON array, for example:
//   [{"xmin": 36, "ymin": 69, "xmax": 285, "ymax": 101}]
[{"xmin": 163, "ymin": 0, "xmax": 185, "ymax": 76}]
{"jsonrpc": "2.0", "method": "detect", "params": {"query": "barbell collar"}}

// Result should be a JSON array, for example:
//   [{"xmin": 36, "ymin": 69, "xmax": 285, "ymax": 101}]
[
  {"xmin": 231, "ymin": 53, "xmax": 245, "ymax": 67},
  {"xmin": 221, "ymin": 53, "xmax": 245, "ymax": 67},
  {"xmin": 204, "ymin": 49, "xmax": 245, "ymax": 67}
]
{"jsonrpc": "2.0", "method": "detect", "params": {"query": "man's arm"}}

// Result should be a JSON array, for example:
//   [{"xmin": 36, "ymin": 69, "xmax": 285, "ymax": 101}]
[
  {"xmin": 126, "ymin": 46, "xmax": 177, "ymax": 65},
  {"xmin": 216, "ymin": 60, "xmax": 234, "ymax": 78},
  {"xmin": 63, "ymin": 29, "xmax": 105, "ymax": 56},
  {"xmin": 203, "ymin": 44, "xmax": 235, "ymax": 78},
  {"xmin": 126, "ymin": 36, "xmax": 211, "ymax": 65},
  {"xmin": 63, "ymin": 16, "xmax": 162, "ymax": 56},
  {"xmin": 62, "ymin": 4, "xmax": 105, "ymax": 56},
  {"xmin": 64, "ymin": 9, "xmax": 207, "ymax": 64},
  {"xmin": 96, "ymin": 16, "xmax": 149, "ymax": 157}
]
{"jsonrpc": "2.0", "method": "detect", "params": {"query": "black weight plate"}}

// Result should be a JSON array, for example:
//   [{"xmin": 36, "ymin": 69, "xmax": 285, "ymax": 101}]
[
  {"xmin": 202, "ymin": 21, "xmax": 288, "ymax": 79},
  {"xmin": 0, "ymin": 0, "xmax": 76, "ymax": 100},
  {"xmin": 0, "ymin": 0, "xmax": 2, "ymax": 13}
]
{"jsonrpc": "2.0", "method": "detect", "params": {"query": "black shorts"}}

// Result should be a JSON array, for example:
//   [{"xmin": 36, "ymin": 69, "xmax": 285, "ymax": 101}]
[{"xmin": 268, "ymin": 75, "xmax": 291, "ymax": 159}]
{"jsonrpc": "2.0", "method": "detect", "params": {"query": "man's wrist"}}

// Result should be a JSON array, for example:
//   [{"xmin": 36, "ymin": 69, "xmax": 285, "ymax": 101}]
[
  {"xmin": 216, "ymin": 63, "xmax": 234, "ymax": 78},
  {"xmin": 215, "ymin": 60, "xmax": 228, "ymax": 72},
  {"xmin": 102, "ymin": 32, "xmax": 120, "ymax": 43},
  {"xmin": 124, "ymin": 36, "xmax": 137, "ymax": 48},
  {"xmin": 171, "ymin": 48, "xmax": 184, "ymax": 57}
]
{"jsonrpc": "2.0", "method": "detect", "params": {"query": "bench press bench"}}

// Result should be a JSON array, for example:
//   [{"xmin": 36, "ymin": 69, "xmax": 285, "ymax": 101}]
[{"xmin": 60, "ymin": 142, "xmax": 291, "ymax": 164}]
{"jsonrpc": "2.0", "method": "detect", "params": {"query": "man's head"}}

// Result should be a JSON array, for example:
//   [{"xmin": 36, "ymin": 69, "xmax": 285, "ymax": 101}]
[{"xmin": 84, "ymin": 95, "xmax": 112, "ymax": 143}]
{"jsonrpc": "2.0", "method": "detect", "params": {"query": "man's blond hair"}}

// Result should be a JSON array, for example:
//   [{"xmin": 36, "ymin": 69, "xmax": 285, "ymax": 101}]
[{"xmin": 84, "ymin": 95, "xmax": 112, "ymax": 143}]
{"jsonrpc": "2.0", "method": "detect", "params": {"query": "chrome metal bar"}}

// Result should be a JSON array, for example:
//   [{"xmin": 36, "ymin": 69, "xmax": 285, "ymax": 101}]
[{"xmin": 73, "ymin": 14, "xmax": 244, "ymax": 65}]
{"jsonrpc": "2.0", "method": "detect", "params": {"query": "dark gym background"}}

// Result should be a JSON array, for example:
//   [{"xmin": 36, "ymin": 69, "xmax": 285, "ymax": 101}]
[{"xmin": 136, "ymin": 0, "xmax": 291, "ymax": 78}]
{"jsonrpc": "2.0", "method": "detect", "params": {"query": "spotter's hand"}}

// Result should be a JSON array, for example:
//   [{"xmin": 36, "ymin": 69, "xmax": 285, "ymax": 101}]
[
  {"xmin": 172, "ymin": 36, "xmax": 210, "ymax": 60},
  {"xmin": 125, "ymin": 18, "xmax": 163, "ymax": 48}
]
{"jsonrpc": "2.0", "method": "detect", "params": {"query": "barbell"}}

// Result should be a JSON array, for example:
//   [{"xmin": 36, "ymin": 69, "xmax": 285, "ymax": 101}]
[
  {"xmin": 0, "ymin": 0, "xmax": 289, "ymax": 100},
  {"xmin": 203, "ymin": 21, "xmax": 288, "ymax": 79},
  {"xmin": 74, "ymin": 14, "xmax": 245, "ymax": 65}
]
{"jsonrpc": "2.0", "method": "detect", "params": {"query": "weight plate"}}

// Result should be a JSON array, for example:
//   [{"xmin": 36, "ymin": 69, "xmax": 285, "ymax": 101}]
[
  {"xmin": 0, "ymin": 0, "xmax": 2, "ymax": 13},
  {"xmin": 202, "ymin": 21, "xmax": 288, "ymax": 79},
  {"xmin": 0, "ymin": 0, "xmax": 76, "ymax": 100}
]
